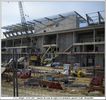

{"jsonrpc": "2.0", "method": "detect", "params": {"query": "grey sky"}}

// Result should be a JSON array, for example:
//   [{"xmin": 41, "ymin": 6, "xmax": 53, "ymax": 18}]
[{"xmin": 1, "ymin": 1, "xmax": 105, "ymax": 38}]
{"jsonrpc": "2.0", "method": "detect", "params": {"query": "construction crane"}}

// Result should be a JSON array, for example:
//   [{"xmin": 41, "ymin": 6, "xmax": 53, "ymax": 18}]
[
  {"xmin": 18, "ymin": 1, "xmax": 26, "ymax": 25},
  {"xmin": 18, "ymin": 1, "xmax": 28, "ymax": 31}
]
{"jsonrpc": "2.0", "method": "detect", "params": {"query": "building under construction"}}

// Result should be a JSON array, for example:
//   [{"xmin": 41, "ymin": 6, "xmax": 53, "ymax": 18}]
[{"xmin": 1, "ymin": 11, "xmax": 105, "ymax": 68}]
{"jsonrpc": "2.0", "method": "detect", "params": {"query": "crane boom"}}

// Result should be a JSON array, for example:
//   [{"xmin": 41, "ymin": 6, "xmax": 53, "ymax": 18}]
[{"xmin": 18, "ymin": 1, "xmax": 26, "ymax": 24}]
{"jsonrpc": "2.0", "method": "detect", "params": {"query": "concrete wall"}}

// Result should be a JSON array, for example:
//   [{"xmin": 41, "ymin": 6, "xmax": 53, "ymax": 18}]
[
  {"xmin": 95, "ymin": 44, "xmax": 104, "ymax": 52},
  {"xmin": 74, "ymin": 54, "xmax": 104, "ymax": 68},
  {"xmin": 36, "ymin": 36, "xmax": 44, "ymax": 53},
  {"xmin": 95, "ymin": 54, "xmax": 104, "ymax": 68},
  {"xmin": 77, "ymin": 33, "xmax": 93, "ymax": 43},
  {"xmin": 58, "ymin": 32, "xmax": 73, "ymax": 52},
  {"xmin": 36, "ymin": 15, "xmax": 78, "ymax": 34},
  {"xmin": 67, "ymin": 55, "xmax": 75, "ymax": 63},
  {"xmin": 56, "ymin": 55, "xmax": 67, "ymax": 63}
]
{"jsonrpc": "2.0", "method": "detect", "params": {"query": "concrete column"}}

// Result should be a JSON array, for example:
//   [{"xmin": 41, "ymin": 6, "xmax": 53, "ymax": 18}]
[
  {"xmin": 42, "ymin": 36, "xmax": 44, "ymax": 53},
  {"xmin": 73, "ymin": 32, "xmax": 75, "ymax": 52},
  {"xmin": 6, "ymin": 40, "xmax": 8, "ymax": 47},
  {"xmin": 21, "ymin": 38, "xmax": 23, "ymax": 46},
  {"xmin": 73, "ymin": 32, "xmax": 75, "ymax": 43},
  {"xmin": 30, "ymin": 37, "xmax": 32, "ymax": 46},
  {"xmin": 56, "ymin": 34, "xmax": 58, "ymax": 52},
  {"xmin": 93, "ymin": 29, "xmax": 96, "ymax": 52},
  {"xmin": 83, "ymin": 45, "xmax": 84, "ymax": 52},
  {"xmin": 13, "ymin": 39, "xmax": 14, "ymax": 47}
]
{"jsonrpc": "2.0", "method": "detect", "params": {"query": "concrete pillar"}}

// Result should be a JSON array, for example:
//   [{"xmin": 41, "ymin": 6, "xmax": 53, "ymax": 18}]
[
  {"xmin": 13, "ymin": 39, "xmax": 14, "ymax": 47},
  {"xmin": 56, "ymin": 34, "xmax": 58, "ymax": 52},
  {"xmin": 93, "ymin": 29, "xmax": 96, "ymax": 52},
  {"xmin": 42, "ymin": 36, "xmax": 44, "ymax": 53},
  {"xmin": 83, "ymin": 45, "xmax": 84, "ymax": 52},
  {"xmin": 30, "ymin": 37, "xmax": 32, "ymax": 46},
  {"xmin": 6, "ymin": 40, "xmax": 8, "ymax": 47},
  {"xmin": 21, "ymin": 38, "xmax": 22, "ymax": 46},
  {"xmin": 73, "ymin": 32, "xmax": 75, "ymax": 43},
  {"xmin": 73, "ymin": 32, "xmax": 75, "ymax": 52}
]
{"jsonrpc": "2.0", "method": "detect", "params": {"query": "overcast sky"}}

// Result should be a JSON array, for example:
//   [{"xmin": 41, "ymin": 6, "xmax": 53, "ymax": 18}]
[{"xmin": 1, "ymin": 1, "xmax": 105, "ymax": 38}]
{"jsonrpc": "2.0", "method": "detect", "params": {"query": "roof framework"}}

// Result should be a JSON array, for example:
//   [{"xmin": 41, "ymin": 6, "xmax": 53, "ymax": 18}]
[
  {"xmin": 86, "ymin": 11, "xmax": 104, "ymax": 25},
  {"xmin": 2, "ymin": 11, "xmax": 104, "ymax": 38}
]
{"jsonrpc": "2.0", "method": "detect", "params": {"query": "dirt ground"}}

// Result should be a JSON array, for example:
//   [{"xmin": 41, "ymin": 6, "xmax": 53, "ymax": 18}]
[{"xmin": 1, "ymin": 66, "xmax": 104, "ymax": 97}]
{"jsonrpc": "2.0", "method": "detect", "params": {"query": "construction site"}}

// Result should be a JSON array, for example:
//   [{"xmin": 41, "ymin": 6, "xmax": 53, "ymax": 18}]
[{"xmin": 1, "ymin": 2, "xmax": 105, "ymax": 97}]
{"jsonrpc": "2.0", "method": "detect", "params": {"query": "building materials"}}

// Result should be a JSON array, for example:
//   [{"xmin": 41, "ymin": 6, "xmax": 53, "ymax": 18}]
[
  {"xmin": 48, "ymin": 82, "xmax": 63, "ymax": 90},
  {"xmin": 88, "ymin": 75, "xmax": 104, "ymax": 93},
  {"xmin": 17, "ymin": 69, "xmax": 31, "ymax": 79},
  {"xmin": 24, "ymin": 78, "xmax": 40, "ymax": 87}
]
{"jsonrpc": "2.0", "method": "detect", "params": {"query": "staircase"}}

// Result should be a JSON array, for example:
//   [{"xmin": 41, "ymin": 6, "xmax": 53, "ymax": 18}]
[
  {"xmin": 63, "ymin": 44, "xmax": 73, "ymax": 52},
  {"xmin": 41, "ymin": 46, "xmax": 51, "ymax": 64},
  {"xmin": 41, "ymin": 44, "xmax": 73, "ymax": 63},
  {"xmin": 52, "ymin": 44, "xmax": 73, "ymax": 60}
]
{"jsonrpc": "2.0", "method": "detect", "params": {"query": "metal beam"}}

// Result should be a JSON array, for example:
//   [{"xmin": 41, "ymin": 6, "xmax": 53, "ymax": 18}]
[
  {"xmin": 98, "ymin": 11, "xmax": 104, "ymax": 23},
  {"xmin": 45, "ymin": 17, "xmax": 58, "ymax": 24},
  {"xmin": 10, "ymin": 32, "xmax": 15, "ymax": 37},
  {"xmin": 86, "ymin": 14, "xmax": 93, "ymax": 25},
  {"xmin": 15, "ymin": 32, "xmax": 19, "ymax": 36},
  {"xmin": 74, "ymin": 11, "xmax": 87, "ymax": 21},
  {"xmin": 3, "ymin": 32, "xmax": 8, "ymax": 38},
  {"xmin": 58, "ymin": 14, "xmax": 65, "ymax": 18},
  {"xmin": 33, "ymin": 20, "xmax": 45, "ymax": 25},
  {"xmin": 2, "ymin": 24, "xmax": 104, "ymax": 40},
  {"xmin": 27, "ymin": 21, "xmax": 35, "ymax": 25},
  {"xmin": 45, "ymin": 17, "xmax": 52, "ymax": 21}
]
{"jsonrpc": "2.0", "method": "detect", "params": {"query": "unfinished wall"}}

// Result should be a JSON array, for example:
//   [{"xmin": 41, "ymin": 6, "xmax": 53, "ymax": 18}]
[
  {"xmin": 95, "ymin": 54, "xmax": 104, "ymax": 68},
  {"xmin": 67, "ymin": 55, "xmax": 75, "ymax": 64},
  {"xmin": 95, "ymin": 44, "xmax": 104, "ymax": 52},
  {"xmin": 74, "ymin": 54, "xmax": 104, "ymax": 68},
  {"xmin": 43, "ymin": 34, "xmax": 56, "ymax": 45},
  {"xmin": 7, "ymin": 40, "xmax": 13, "ymax": 47},
  {"xmin": 77, "ymin": 33, "xmax": 93, "ymax": 43},
  {"xmin": 36, "ymin": 36, "xmax": 44, "ymax": 53},
  {"xmin": 37, "ymin": 15, "xmax": 78, "ymax": 34},
  {"xmin": 2, "ymin": 41, "xmax": 6, "ymax": 47},
  {"xmin": 56, "ymin": 55, "xmax": 67, "ymax": 63},
  {"xmin": 58, "ymin": 33, "xmax": 73, "ymax": 52}
]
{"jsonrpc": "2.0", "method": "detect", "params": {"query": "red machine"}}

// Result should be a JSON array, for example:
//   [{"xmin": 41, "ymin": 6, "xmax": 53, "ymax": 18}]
[
  {"xmin": 88, "ymin": 75, "xmax": 104, "ymax": 93},
  {"xmin": 17, "ymin": 70, "xmax": 31, "ymax": 79}
]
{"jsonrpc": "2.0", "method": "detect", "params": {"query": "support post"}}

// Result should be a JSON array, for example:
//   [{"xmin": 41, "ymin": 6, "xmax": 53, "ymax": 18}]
[
  {"xmin": 93, "ymin": 29, "xmax": 96, "ymax": 52},
  {"xmin": 12, "ymin": 48, "xmax": 19, "ymax": 97},
  {"xmin": 93, "ymin": 29, "xmax": 96, "ymax": 76},
  {"xmin": 73, "ymin": 32, "xmax": 75, "ymax": 52},
  {"xmin": 83, "ymin": 45, "xmax": 84, "ymax": 52},
  {"xmin": 13, "ymin": 39, "xmax": 14, "ymax": 47},
  {"xmin": 12, "ymin": 48, "xmax": 16, "ymax": 97},
  {"xmin": 56, "ymin": 34, "xmax": 58, "ymax": 52},
  {"xmin": 14, "ymin": 49, "xmax": 18, "ymax": 97},
  {"xmin": 21, "ymin": 38, "xmax": 22, "ymax": 46}
]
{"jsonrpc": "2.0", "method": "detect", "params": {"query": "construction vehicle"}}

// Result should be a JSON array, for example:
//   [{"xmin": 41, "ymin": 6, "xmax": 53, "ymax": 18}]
[
  {"xmin": 71, "ymin": 68, "xmax": 86, "ymax": 77},
  {"xmin": 29, "ymin": 54, "xmax": 41, "ymax": 66}
]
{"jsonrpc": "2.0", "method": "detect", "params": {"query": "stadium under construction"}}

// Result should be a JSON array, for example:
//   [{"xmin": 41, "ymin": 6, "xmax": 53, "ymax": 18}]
[{"xmin": 1, "ymin": 4, "xmax": 105, "ymax": 96}]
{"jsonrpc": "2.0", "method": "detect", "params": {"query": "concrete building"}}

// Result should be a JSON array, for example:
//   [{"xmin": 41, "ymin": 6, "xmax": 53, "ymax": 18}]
[{"xmin": 1, "ymin": 11, "xmax": 105, "ymax": 68}]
